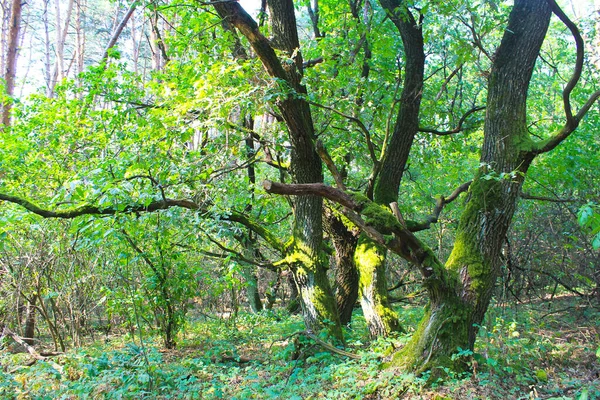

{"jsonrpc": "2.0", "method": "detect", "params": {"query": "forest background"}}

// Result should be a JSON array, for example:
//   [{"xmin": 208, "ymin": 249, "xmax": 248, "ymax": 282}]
[{"xmin": 0, "ymin": 0, "xmax": 599, "ymax": 398}]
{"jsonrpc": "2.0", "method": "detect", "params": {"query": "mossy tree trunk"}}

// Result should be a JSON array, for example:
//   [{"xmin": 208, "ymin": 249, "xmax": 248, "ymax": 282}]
[
  {"xmin": 355, "ymin": 235, "xmax": 403, "ymax": 337},
  {"xmin": 391, "ymin": 0, "xmax": 552, "ymax": 370},
  {"xmin": 212, "ymin": 0, "xmax": 342, "ymax": 341},
  {"xmin": 325, "ymin": 210, "xmax": 359, "ymax": 325}
]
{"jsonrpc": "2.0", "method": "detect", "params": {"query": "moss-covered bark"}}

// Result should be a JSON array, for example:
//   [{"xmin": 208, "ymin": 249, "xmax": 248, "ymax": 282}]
[
  {"xmin": 325, "ymin": 210, "xmax": 359, "ymax": 325},
  {"xmin": 355, "ymin": 234, "xmax": 402, "ymax": 337},
  {"xmin": 350, "ymin": 0, "xmax": 424, "ymax": 338},
  {"xmin": 389, "ymin": 0, "xmax": 553, "ymax": 370},
  {"xmin": 287, "ymin": 238, "xmax": 343, "ymax": 341}
]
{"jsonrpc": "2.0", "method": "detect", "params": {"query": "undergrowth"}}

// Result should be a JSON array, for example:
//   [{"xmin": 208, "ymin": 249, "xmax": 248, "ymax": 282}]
[{"xmin": 0, "ymin": 296, "xmax": 598, "ymax": 399}]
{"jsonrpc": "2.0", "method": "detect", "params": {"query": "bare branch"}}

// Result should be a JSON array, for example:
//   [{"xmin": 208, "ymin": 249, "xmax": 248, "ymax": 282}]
[
  {"xmin": 307, "ymin": 100, "xmax": 378, "ymax": 167},
  {"xmin": 435, "ymin": 64, "xmax": 463, "ymax": 102},
  {"xmin": 410, "ymin": 181, "xmax": 472, "ymax": 232},
  {"xmin": 520, "ymin": 192, "xmax": 577, "ymax": 203},
  {"xmin": 419, "ymin": 106, "xmax": 485, "ymax": 136},
  {"xmin": 315, "ymin": 140, "xmax": 346, "ymax": 190},
  {"xmin": 303, "ymin": 57, "xmax": 324, "ymax": 69},
  {"xmin": 2, "ymin": 327, "xmax": 63, "ymax": 374},
  {"xmin": 546, "ymin": 0, "xmax": 583, "ymax": 127},
  {"xmin": 263, "ymin": 180, "xmax": 357, "ymax": 209},
  {"xmin": 532, "ymin": 1, "xmax": 600, "ymax": 154}
]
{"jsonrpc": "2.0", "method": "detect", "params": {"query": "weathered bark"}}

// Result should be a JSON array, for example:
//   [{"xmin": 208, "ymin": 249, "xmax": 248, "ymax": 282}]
[
  {"xmin": 211, "ymin": 0, "xmax": 342, "ymax": 341},
  {"xmin": 325, "ymin": 210, "xmax": 359, "ymax": 325},
  {"xmin": 23, "ymin": 297, "xmax": 37, "ymax": 346},
  {"xmin": 391, "ymin": 0, "xmax": 552, "ymax": 370},
  {"xmin": 1, "ymin": 0, "xmax": 22, "ymax": 127}
]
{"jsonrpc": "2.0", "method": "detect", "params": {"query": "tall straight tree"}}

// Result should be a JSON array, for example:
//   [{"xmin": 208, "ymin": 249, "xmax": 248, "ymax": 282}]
[
  {"xmin": 211, "ymin": 0, "xmax": 343, "ymax": 341},
  {"xmin": 1, "ymin": 0, "xmax": 22, "ymax": 126}
]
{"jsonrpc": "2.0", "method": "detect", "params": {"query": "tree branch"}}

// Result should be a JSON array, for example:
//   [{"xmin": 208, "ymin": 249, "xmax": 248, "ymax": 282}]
[
  {"xmin": 2, "ymin": 327, "xmax": 63, "ymax": 374},
  {"xmin": 418, "ymin": 106, "xmax": 485, "ymax": 136},
  {"xmin": 0, "ymin": 192, "xmax": 285, "ymax": 253},
  {"xmin": 532, "ymin": 0, "xmax": 600, "ymax": 154},
  {"xmin": 262, "ymin": 180, "xmax": 445, "ymax": 281},
  {"xmin": 520, "ymin": 192, "xmax": 577, "ymax": 203},
  {"xmin": 315, "ymin": 140, "xmax": 346, "ymax": 190},
  {"xmin": 410, "ymin": 181, "xmax": 472, "ymax": 232},
  {"xmin": 307, "ymin": 100, "xmax": 378, "ymax": 166}
]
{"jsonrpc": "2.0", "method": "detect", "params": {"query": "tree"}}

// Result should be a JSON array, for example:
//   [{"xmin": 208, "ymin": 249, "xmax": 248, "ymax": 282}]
[
  {"xmin": 1, "ymin": 0, "xmax": 23, "ymax": 126},
  {"xmin": 262, "ymin": 0, "xmax": 599, "ymax": 370}
]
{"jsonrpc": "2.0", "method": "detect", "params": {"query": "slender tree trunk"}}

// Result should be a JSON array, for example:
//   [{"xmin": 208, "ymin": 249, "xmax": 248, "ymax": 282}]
[
  {"xmin": 242, "ymin": 116, "xmax": 263, "ymax": 313},
  {"xmin": 75, "ymin": 0, "xmax": 85, "ymax": 81},
  {"xmin": 42, "ymin": 0, "xmax": 52, "ymax": 96},
  {"xmin": 50, "ymin": 0, "xmax": 74, "ymax": 95},
  {"xmin": 1, "ymin": 0, "xmax": 22, "ymax": 127},
  {"xmin": 352, "ymin": 0, "xmax": 425, "ymax": 337},
  {"xmin": 0, "ymin": 2, "xmax": 8, "ymax": 77},
  {"xmin": 149, "ymin": 10, "xmax": 168, "ymax": 70},
  {"xmin": 391, "ymin": 0, "xmax": 552, "ymax": 371},
  {"xmin": 23, "ymin": 297, "xmax": 36, "ymax": 346}
]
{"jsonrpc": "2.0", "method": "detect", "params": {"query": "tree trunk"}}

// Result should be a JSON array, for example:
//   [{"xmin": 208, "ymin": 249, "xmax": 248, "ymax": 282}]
[
  {"xmin": 211, "ymin": 0, "xmax": 342, "ymax": 340},
  {"xmin": 50, "ymin": 0, "xmax": 74, "ymax": 95},
  {"xmin": 353, "ymin": 0, "xmax": 425, "ymax": 337},
  {"xmin": 391, "ymin": 0, "xmax": 552, "ymax": 371},
  {"xmin": 1, "ymin": 0, "xmax": 22, "ymax": 127},
  {"xmin": 23, "ymin": 297, "xmax": 37, "ymax": 346},
  {"xmin": 355, "ymin": 234, "xmax": 403, "ymax": 336},
  {"xmin": 325, "ymin": 210, "xmax": 359, "ymax": 325}
]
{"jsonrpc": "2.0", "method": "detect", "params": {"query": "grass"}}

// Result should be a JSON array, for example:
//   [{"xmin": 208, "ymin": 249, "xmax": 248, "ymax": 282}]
[{"xmin": 1, "ymin": 296, "xmax": 598, "ymax": 399}]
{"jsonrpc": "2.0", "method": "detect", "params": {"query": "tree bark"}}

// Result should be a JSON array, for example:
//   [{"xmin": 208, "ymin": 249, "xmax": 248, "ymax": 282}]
[
  {"xmin": 352, "ymin": 0, "xmax": 425, "ymax": 338},
  {"xmin": 23, "ymin": 296, "xmax": 37, "ymax": 346},
  {"xmin": 391, "ymin": 0, "xmax": 552, "ymax": 371},
  {"xmin": 1, "ymin": 0, "xmax": 23, "ymax": 127},
  {"xmin": 325, "ymin": 210, "xmax": 359, "ymax": 325}
]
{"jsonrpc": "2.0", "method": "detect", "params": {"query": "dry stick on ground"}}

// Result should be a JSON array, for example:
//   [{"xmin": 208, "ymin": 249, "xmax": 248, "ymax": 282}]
[
  {"xmin": 2, "ymin": 327, "xmax": 64, "ymax": 373},
  {"xmin": 271, "ymin": 330, "xmax": 361, "ymax": 360}
]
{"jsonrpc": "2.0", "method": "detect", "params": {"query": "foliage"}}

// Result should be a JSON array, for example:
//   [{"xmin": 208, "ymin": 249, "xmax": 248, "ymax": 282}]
[
  {"xmin": 1, "ymin": 297, "xmax": 598, "ymax": 399},
  {"xmin": 578, "ymin": 203, "xmax": 600, "ymax": 250}
]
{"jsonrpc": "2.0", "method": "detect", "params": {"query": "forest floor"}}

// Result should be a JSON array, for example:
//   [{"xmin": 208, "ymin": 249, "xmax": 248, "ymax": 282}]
[{"xmin": 1, "ymin": 295, "xmax": 599, "ymax": 399}]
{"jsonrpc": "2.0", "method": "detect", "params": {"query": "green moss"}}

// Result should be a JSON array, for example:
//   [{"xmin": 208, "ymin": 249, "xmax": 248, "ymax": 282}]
[
  {"xmin": 511, "ymin": 130, "xmax": 535, "ymax": 153},
  {"xmin": 348, "ymin": 191, "xmax": 404, "ymax": 233},
  {"xmin": 389, "ymin": 302, "xmax": 470, "ymax": 373},
  {"xmin": 354, "ymin": 234, "xmax": 402, "ymax": 336}
]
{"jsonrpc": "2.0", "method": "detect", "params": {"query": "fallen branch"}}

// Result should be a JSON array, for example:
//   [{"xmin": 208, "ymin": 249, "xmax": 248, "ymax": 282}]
[
  {"xmin": 273, "ymin": 330, "xmax": 362, "ymax": 360},
  {"xmin": 2, "ymin": 327, "xmax": 63, "ymax": 374}
]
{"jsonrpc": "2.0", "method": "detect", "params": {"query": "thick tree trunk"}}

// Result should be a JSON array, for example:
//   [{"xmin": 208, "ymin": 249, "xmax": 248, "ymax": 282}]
[
  {"xmin": 325, "ymin": 210, "xmax": 359, "ymax": 325},
  {"xmin": 391, "ymin": 0, "xmax": 552, "ymax": 371}
]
